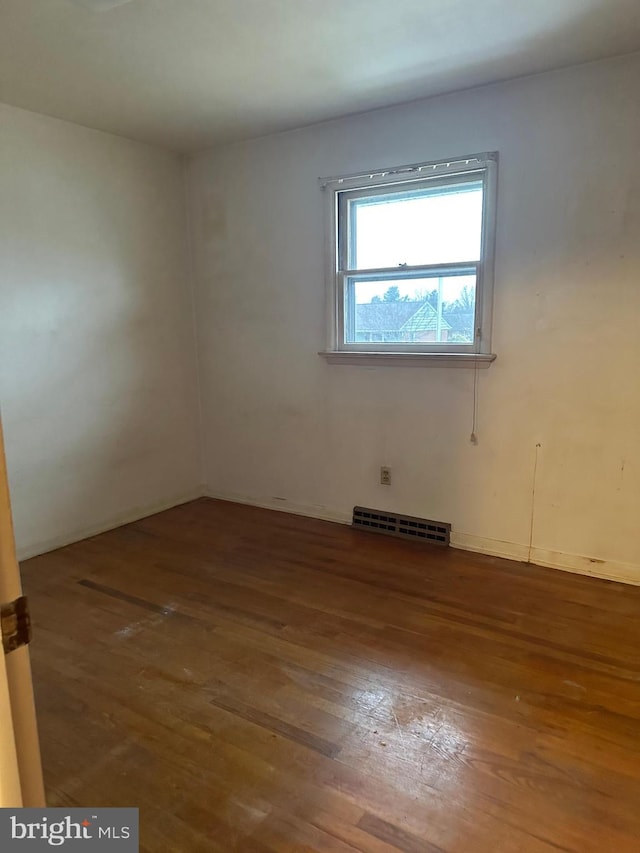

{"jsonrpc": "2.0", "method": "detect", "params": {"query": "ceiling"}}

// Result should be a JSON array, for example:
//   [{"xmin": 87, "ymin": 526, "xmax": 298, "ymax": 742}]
[{"xmin": 1, "ymin": 0, "xmax": 640, "ymax": 153}]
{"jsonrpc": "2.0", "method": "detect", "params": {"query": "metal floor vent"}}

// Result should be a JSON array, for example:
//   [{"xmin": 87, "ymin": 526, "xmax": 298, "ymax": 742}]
[{"xmin": 353, "ymin": 506, "xmax": 451, "ymax": 546}]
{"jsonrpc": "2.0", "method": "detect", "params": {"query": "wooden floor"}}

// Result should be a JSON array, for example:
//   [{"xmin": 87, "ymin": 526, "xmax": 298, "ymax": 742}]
[{"xmin": 20, "ymin": 499, "xmax": 640, "ymax": 852}]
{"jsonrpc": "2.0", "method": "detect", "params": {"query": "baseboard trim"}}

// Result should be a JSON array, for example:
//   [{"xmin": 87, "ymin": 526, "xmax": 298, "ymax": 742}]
[
  {"xmin": 451, "ymin": 531, "xmax": 530, "ymax": 562},
  {"xmin": 204, "ymin": 490, "xmax": 352, "ymax": 526},
  {"xmin": 527, "ymin": 546, "xmax": 640, "ymax": 587},
  {"xmin": 451, "ymin": 531, "xmax": 640, "ymax": 586},
  {"xmin": 17, "ymin": 487, "xmax": 206, "ymax": 561}
]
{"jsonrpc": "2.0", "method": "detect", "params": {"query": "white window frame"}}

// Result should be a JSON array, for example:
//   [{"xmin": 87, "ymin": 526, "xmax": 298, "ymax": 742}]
[{"xmin": 320, "ymin": 153, "xmax": 498, "ymax": 366}]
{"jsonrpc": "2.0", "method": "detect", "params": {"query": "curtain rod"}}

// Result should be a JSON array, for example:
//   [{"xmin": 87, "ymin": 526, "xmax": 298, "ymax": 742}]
[{"xmin": 319, "ymin": 152, "xmax": 497, "ymax": 189}]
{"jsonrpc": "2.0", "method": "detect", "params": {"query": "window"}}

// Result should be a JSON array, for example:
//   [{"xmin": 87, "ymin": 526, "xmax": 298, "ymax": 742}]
[{"xmin": 321, "ymin": 153, "xmax": 498, "ymax": 364}]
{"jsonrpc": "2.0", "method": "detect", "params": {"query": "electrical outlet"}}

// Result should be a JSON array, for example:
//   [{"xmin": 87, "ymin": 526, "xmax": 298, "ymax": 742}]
[{"xmin": 380, "ymin": 466, "xmax": 391, "ymax": 486}]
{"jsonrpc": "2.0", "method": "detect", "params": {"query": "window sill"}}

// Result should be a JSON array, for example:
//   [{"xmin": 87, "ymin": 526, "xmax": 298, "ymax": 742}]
[{"xmin": 319, "ymin": 351, "xmax": 497, "ymax": 368}]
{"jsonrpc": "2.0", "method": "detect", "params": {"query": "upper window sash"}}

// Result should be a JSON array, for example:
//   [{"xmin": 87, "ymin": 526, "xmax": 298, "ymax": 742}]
[{"xmin": 337, "ymin": 172, "xmax": 486, "ymax": 274}]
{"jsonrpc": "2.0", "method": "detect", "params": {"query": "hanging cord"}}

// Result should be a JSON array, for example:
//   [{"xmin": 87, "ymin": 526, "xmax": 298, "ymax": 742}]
[
  {"xmin": 470, "ymin": 359, "xmax": 479, "ymax": 444},
  {"xmin": 528, "ymin": 443, "xmax": 542, "ymax": 562},
  {"xmin": 470, "ymin": 326, "xmax": 481, "ymax": 444}
]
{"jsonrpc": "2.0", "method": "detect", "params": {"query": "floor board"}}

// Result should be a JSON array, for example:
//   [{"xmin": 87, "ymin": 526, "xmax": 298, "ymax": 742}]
[{"xmin": 20, "ymin": 498, "xmax": 640, "ymax": 852}]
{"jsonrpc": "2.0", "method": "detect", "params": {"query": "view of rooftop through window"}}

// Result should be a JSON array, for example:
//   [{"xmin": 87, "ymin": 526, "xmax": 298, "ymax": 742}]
[
  {"xmin": 349, "ymin": 275, "xmax": 477, "ymax": 344},
  {"xmin": 344, "ymin": 180, "xmax": 483, "ymax": 345}
]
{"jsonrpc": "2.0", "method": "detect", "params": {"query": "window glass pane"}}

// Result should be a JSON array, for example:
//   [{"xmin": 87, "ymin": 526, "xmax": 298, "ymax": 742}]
[
  {"xmin": 349, "ymin": 181, "xmax": 483, "ymax": 270},
  {"xmin": 345, "ymin": 274, "xmax": 476, "ymax": 345}
]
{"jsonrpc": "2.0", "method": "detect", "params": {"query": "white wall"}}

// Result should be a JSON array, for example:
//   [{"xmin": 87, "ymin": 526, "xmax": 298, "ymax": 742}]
[
  {"xmin": 189, "ymin": 53, "xmax": 640, "ymax": 584},
  {"xmin": 0, "ymin": 104, "xmax": 202, "ymax": 558}
]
